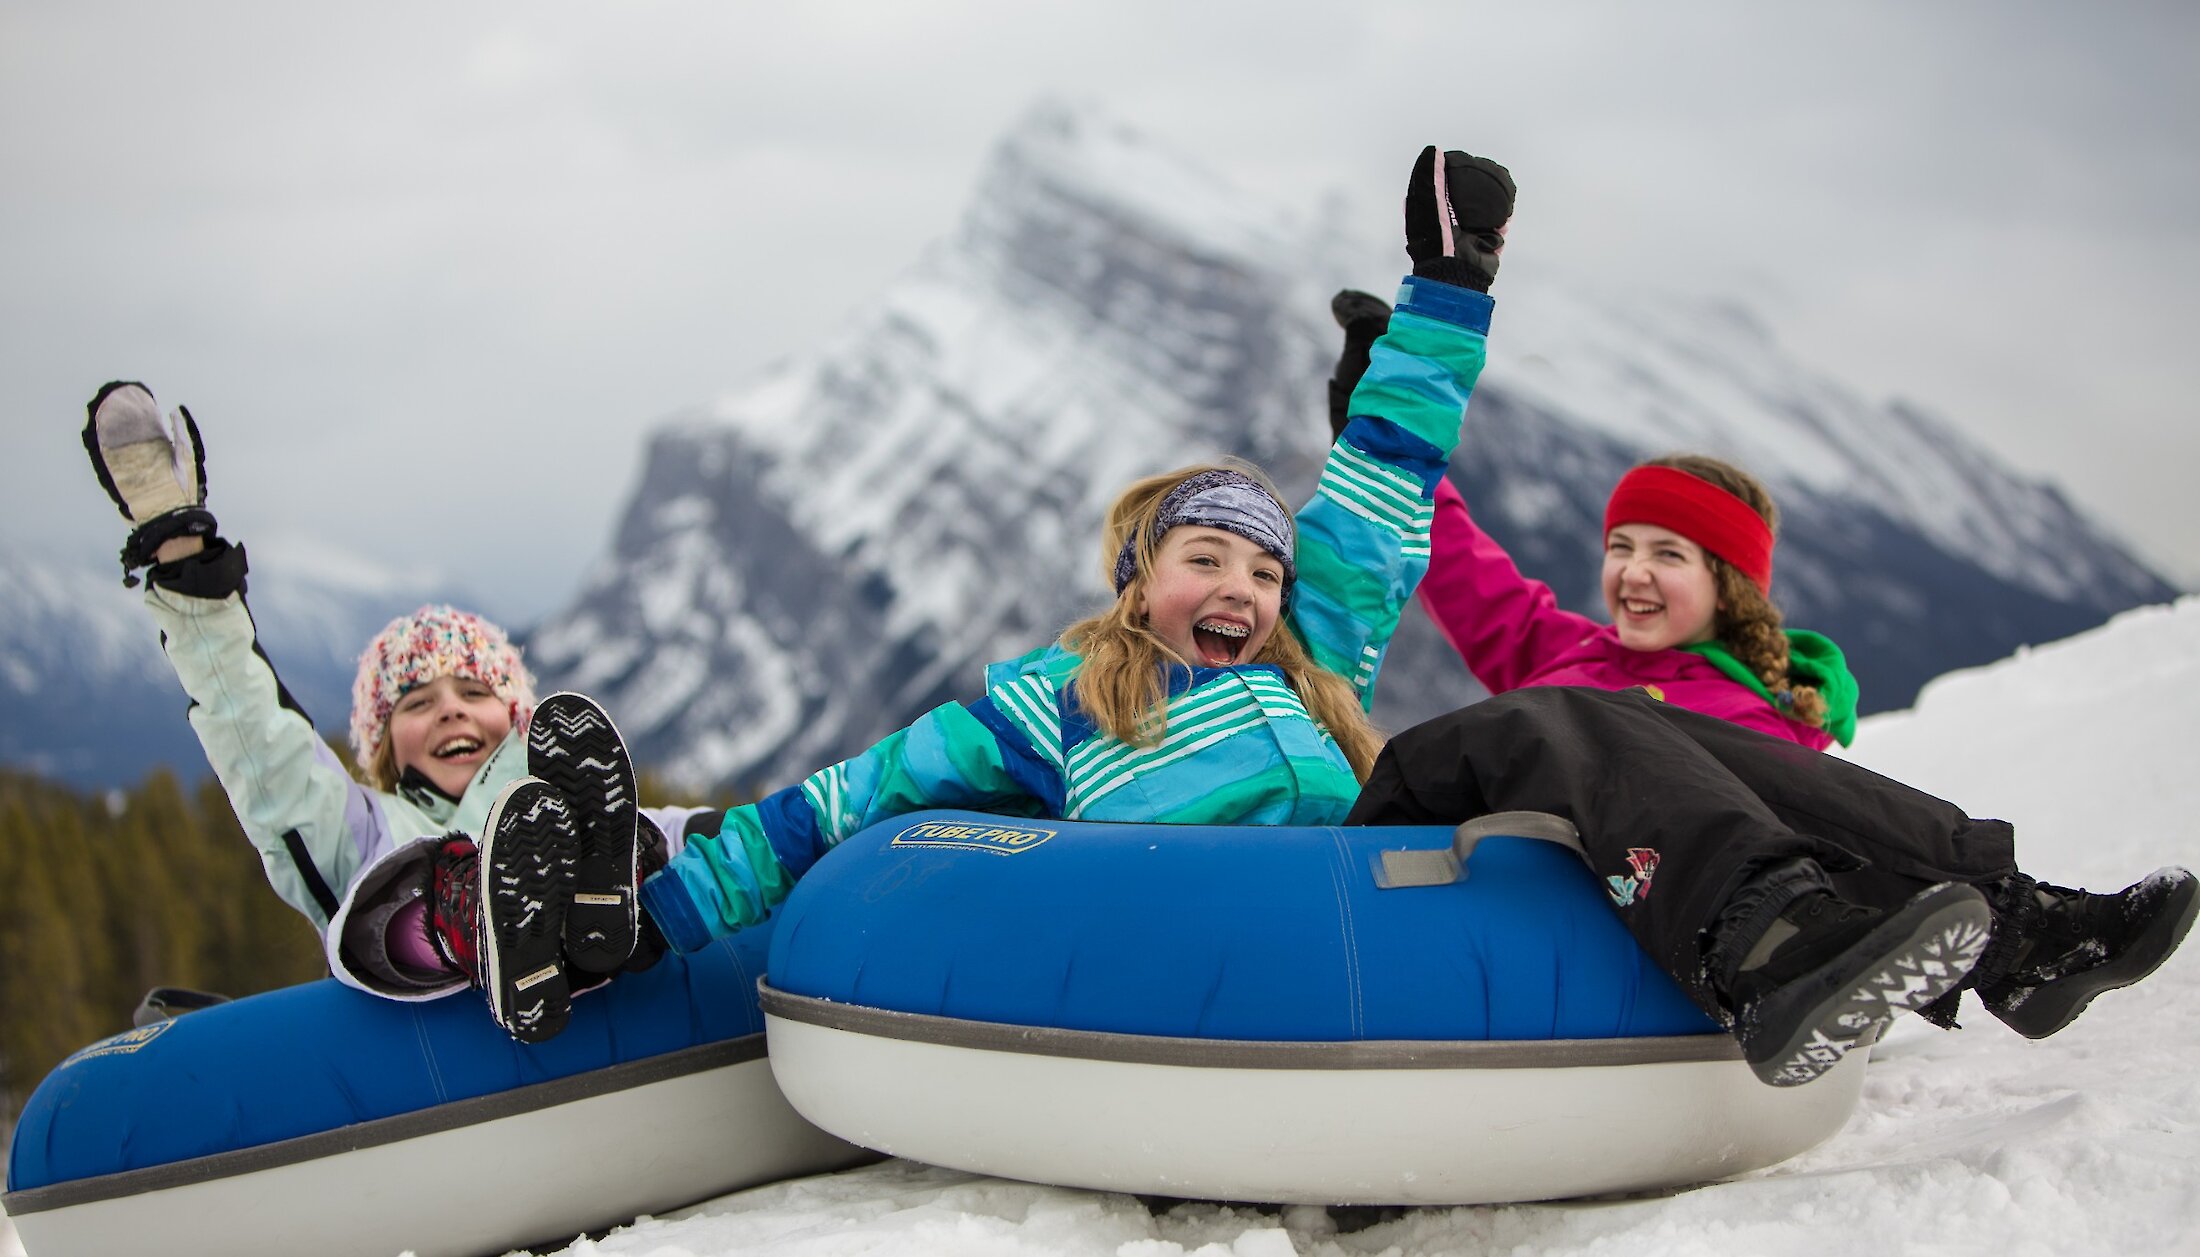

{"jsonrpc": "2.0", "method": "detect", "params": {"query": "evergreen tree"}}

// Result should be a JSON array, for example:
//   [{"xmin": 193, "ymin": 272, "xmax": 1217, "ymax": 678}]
[
  {"xmin": 0, "ymin": 783, "xmax": 111, "ymax": 1124},
  {"xmin": 194, "ymin": 776, "xmax": 324, "ymax": 993},
  {"xmin": 0, "ymin": 767, "xmax": 329, "ymax": 1124},
  {"xmin": 3, "ymin": 753, "xmax": 733, "ymax": 1122},
  {"xmin": 88, "ymin": 769, "xmax": 199, "ymax": 998}
]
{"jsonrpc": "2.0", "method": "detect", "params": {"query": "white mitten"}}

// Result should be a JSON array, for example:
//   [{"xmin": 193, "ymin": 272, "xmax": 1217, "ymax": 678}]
[
  {"xmin": 84, "ymin": 381, "xmax": 219, "ymax": 584},
  {"xmin": 84, "ymin": 381, "xmax": 206, "ymax": 525}
]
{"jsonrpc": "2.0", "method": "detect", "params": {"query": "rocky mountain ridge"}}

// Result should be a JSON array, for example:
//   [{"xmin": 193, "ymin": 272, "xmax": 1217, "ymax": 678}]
[{"xmin": 525, "ymin": 102, "xmax": 2175, "ymax": 790}]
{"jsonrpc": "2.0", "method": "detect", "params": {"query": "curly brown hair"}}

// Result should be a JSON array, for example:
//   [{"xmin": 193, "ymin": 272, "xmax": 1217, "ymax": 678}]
[{"xmin": 1639, "ymin": 455, "xmax": 1828, "ymax": 732}]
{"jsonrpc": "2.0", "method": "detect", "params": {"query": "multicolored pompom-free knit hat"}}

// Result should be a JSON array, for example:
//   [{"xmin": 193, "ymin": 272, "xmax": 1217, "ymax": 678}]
[{"xmin": 349, "ymin": 604, "xmax": 537, "ymax": 766}]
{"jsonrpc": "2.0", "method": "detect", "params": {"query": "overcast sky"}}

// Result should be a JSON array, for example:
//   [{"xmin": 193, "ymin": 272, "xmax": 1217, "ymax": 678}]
[{"xmin": 4, "ymin": 1, "xmax": 2194, "ymax": 620}]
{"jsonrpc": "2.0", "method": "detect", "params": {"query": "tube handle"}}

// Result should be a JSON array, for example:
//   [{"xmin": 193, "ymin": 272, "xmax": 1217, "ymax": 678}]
[{"xmin": 1371, "ymin": 811, "xmax": 1586, "ymax": 889}]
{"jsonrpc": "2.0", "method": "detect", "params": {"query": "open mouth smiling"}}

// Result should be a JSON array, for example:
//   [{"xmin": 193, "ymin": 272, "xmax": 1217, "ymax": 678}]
[
  {"xmin": 1193, "ymin": 618, "xmax": 1251, "ymax": 665},
  {"xmin": 432, "ymin": 735, "xmax": 484, "ymax": 760}
]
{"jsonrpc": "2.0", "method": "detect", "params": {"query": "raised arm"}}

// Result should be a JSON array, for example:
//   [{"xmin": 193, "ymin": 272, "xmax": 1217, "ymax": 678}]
[
  {"xmin": 1419, "ymin": 474, "xmax": 1603, "ymax": 693},
  {"xmin": 85, "ymin": 383, "xmax": 386, "ymax": 929},
  {"xmin": 1291, "ymin": 147, "xmax": 1512, "ymax": 706}
]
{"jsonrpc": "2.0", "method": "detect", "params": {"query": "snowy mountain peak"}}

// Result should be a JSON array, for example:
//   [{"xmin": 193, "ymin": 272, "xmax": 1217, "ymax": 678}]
[
  {"xmin": 1488, "ymin": 277, "xmax": 2163, "ymax": 607},
  {"xmin": 980, "ymin": 97, "xmax": 1305, "ymax": 269},
  {"xmin": 16, "ymin": 104, "xmax": 2174, "ymax": 799},
  {"xmin": 522, "ymin": 102, "xmax": 2172, "ymax": 792}
]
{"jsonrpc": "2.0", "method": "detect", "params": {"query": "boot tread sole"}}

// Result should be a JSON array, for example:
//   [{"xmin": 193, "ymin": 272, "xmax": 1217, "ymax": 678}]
[
  {"xmin": 480, "ymin": 778, "xmax": 577, "ymax": 1044},
  {"xmin": 528, "ymin": 693, "xmax": 641, "ymax": 975},
  {"xmin": 1746, "ymin": 884, "xmax": 1992, "ymax": 1087}
]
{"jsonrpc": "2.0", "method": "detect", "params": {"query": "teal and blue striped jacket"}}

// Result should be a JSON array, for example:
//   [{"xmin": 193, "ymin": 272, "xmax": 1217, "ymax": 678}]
[{"xmin": 642, "ymin": 276, "xmax": 1493, "ymax": 952}]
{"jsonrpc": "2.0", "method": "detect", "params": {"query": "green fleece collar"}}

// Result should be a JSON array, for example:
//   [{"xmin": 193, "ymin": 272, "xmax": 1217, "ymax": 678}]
[{"xmin": 1681, "ymin": 629, "xmax": 1859, "ymax": 747}]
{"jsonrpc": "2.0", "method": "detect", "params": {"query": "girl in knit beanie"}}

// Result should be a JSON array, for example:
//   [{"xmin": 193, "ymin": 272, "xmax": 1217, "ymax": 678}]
[
  {"xmin": 80, "ymin": 384, "xmax": 716, "ymax": 999},
  {"xmin": 348, "ymin": 604, "xmax": 538, "ymax": 798}
]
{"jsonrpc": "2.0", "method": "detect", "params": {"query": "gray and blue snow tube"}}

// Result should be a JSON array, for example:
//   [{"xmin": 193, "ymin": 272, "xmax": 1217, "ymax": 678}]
[
  {"xmin": 759, "ymin": 810, "xmax": 1869, "ymax": 1206},
  {"xmin": 4, "ymin": 921, "xmax": 869, "ymax": 1257}
]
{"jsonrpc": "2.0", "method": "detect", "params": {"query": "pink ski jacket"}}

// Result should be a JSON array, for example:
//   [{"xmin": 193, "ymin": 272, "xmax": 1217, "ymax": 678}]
[{"xmin": 1418, "ymin": 477, "xmax": 1839, "ymax": 750}]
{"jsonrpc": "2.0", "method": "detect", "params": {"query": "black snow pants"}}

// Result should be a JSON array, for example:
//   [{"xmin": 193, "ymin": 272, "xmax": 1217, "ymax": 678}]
[{"xmin": 1345, "ymin": 686, "xmax": 2019, "ymax": 1014}]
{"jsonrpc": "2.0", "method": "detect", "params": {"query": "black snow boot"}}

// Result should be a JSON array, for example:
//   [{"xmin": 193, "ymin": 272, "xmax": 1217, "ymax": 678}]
[
  {"xmin": 527, "ymin": 692, "xmax": 640, "ymax": 975},
  {"xmin": 1712, "ymin": 868, "xmax": 1991, "ymax": 1087},
  {"xmin": 442, "ymin": 779, "xmax": 582, "ymax": 1043},
  {"xmin": 1972, "ymin": 867, "xmax": 2198, "ymax": 1039}
]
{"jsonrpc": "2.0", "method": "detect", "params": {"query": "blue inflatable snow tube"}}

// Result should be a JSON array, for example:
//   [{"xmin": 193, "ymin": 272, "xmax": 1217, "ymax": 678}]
[
  {"xmin": 8, "ymin": 812, "xmax": 1720, "ymax": 1210},
  {"xmin": 765, "ymin": 812, "xmax": 1721, "ymax": 1041},
  {"xmin": 5, "ymin": 923, "xmax": 776, "ymax": 1194}
]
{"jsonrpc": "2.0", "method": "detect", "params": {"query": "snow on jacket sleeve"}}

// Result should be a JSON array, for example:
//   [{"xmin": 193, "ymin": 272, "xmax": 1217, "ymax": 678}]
[
  {"xmin": 145, "ymin": 585, "xmax": 389, "ymax": 931},
  {"xmin": 1292, "ymin": 275, "xmax": 1493, "ymax": 706},
  {"xmin": 640, "ymin": 691, "xmax": 1058, "ymax": 953},
  {"xmin": 1417, "ymin": 475, "xmax": 1604, "ymax": 694}
]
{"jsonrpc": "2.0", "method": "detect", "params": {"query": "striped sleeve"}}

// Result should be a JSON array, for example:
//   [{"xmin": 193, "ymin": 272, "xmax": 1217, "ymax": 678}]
[
  {"xmin": 639, "ymin": 697, "xmax": 1052, "ymax": 952},
  {"xmin": 981, "ymin": 672, "xmax": 1065, "ymax": 776},
  {"xmin": 1291, "ymin": 275, "xmax": 1492, "ymax": 706}
]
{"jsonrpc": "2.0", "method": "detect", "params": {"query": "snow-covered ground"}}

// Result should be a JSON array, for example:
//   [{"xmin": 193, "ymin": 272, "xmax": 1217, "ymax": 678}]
[{"xmin": 7, "ymin": 599, "xmax": 2197, "ymax": 1257}]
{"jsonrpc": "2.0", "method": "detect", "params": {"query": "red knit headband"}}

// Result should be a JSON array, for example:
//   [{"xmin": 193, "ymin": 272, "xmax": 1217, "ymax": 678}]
[{"xmin": 1603, "ymin": 466, "xmax": 1774, "ymax": 592}]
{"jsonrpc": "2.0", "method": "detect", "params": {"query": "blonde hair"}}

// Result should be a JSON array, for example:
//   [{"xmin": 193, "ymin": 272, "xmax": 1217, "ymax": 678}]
[
  {"xmin": 367, "ymin": 730, "xmax": 401, "ymax": 792},
  {"xmin": 1641, "ymin": 454, "xmax": 1828, "ymax": 731},
  {"xmin": 1060, "ymin": 461, "xmax": 1386, "ymax": 780}
]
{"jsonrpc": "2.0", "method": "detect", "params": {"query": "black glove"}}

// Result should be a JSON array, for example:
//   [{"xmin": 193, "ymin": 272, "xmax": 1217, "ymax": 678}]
[
  {"xmin": 618, "ymin": 812, "xmax": 689, "ymax": 973},
  {"xmin": 1403, "ymin": 146, "xmax": 1515, "ymax": 292},
  {"xmin": 1326, "ymin": 289, "xmax": 1393, "ymax": 441}
]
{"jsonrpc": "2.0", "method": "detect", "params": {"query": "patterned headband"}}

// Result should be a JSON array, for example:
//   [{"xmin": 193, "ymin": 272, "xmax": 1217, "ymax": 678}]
[{"xmin": 1112, "ymin": 469, "xmax": 1296, "ymax": 594}]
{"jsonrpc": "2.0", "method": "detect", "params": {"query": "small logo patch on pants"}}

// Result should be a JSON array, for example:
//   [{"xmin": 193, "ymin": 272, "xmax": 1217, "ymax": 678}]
[{"xmin": 1605, "ymin": 847, "xmax": 1660, "ymax": 907}]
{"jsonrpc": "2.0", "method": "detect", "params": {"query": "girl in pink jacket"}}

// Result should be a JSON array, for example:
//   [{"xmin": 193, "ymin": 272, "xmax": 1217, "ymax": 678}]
[
  {"xmin": 1324, "ymin": 287, "xmax": 2191, "ymax": 1088},
  {"xmin": 1430, "ymin": 453, "xmax": 1851, "ymax": 747},
  {"xmin": 1327, "ymin": 291, "xmax": 1851, "ymax": 750}
]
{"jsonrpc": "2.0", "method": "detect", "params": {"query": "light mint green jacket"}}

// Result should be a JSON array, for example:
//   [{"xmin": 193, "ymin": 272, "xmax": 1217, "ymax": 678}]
[
  {"xmin": 147, "ymin": 586, "xmax": 528, "ymax": 951},
  {"xmin": 151, "ymin": 586, "xmax": 710, "ymax": 999}
]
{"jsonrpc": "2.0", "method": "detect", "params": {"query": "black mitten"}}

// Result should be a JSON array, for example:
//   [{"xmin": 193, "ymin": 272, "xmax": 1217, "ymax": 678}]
[
  {"xmin": 1326, "ymin": 289, "xmax": 1393, "ymax": 440},
  {"xmin": 1403, "ymin": 146, "xmax": 1516, "ymax": 292}
]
